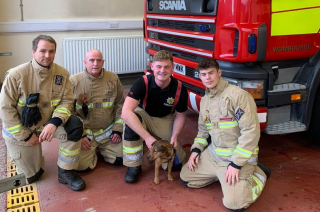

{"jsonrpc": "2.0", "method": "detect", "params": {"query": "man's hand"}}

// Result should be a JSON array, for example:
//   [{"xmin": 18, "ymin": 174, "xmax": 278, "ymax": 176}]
[
  {"xmin": 188, "ymin": 152, "xmax": 200, "ymax": 172},
  {"xmin": 39, "ymin": 123, "xmax": 57, "ymax": 142},
  {"xmin": 110, "ymin": 134, "xmax": 121, "ymax": 144},
  {"xmin": 81, "ymin": 137, "xmax": 91, "ymax": 151},
  {"xmin": 225, "ymin": 166, "xmax": 240, "ymax": 186},
  {"xmin": 170, "ymin": 135, "xmax": 178, "ymax": 148},
  {"xmin": 145, "ymin": 135, "xmax": 157, "ymax": 149},
  {"xmin": 27, "ymin": 133, "xmax": 40, "ymax": 146}
]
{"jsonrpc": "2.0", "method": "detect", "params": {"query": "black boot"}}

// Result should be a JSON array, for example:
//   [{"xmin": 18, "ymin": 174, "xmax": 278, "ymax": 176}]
[
  {"xmin": 257, "ymin": 161, "xmax": 271, "ymax": 179},
  {"xmin": 58, "ymin": 166, "xmax": 86, "ymax": 191},
  {"xmin": 112, "ymin": 157, "xmax": 123, "ymax": 166},
  {"xmin": 125, "ymin": 166, "xmax": 142, "ymax": 183}
]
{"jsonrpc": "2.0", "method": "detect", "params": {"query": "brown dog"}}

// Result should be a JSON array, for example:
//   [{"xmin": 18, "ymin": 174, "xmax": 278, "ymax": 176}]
[{"xmin": 146, "ymin": 140, "xmax": 175, "ymax": 185}]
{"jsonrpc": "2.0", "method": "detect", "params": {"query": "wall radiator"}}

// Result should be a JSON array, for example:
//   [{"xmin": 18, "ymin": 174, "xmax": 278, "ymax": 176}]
[{"xmin": 63, "ymin": 36, "xmax": 147, "ymax": 75}]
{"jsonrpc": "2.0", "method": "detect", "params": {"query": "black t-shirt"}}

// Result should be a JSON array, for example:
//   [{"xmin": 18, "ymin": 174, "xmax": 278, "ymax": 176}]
[{"xmin": 127, "ymin": 75, "xmax": 188, "ymax": 118}]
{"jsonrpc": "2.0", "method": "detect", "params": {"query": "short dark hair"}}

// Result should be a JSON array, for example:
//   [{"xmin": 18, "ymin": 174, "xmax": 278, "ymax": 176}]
[
  {"xmin": 195, "ymin": 58, "xmax": 220, "ymax": 73},
  {"xmin": 153, "ymin": 50, "xmax": 173, "ymax": 64},
  {"xmin": 32, "ymin": 35, "xmax": 56, "ymax": 51}
]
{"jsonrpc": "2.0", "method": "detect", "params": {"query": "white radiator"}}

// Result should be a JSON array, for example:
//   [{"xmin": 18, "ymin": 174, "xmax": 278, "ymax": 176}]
[{"xmin": 63, "ymin": 36, "xmax": 147, "ymax": 75}]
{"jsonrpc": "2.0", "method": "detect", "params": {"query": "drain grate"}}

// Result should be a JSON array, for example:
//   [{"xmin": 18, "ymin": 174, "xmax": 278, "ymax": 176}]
[
  {"xmin": 6, "ymin": 154, "xmax": 41, "ymax": 211},
  {"xmin": 7, "ymin": 203, "xmax": 41, "ymax": 212}
]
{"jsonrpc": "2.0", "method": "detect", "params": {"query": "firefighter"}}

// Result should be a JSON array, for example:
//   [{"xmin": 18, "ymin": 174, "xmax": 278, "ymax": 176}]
[
  {"xmin": 180, "ymin": 59, "xmax": 271, "ymax": 211},
  {"xmin": 70, "ymin": 49, "xmax": 124, "ymax": 172},
  {"xmin": 0, "ymin": 35, "xmax": 86, "ymax": 191},
  {"xmin": 121, "ymin": 50, "xmax": 188, "ymax": 183}
]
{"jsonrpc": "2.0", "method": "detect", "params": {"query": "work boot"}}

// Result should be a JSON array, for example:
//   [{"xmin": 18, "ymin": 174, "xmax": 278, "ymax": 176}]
[
  {"xmin": 257, "ymin": 161, "xmax": 271, "ymax": 179},
  {"xmin": 75, "ymin": 167, "xmax": 92, "ymax": 173},
  {"xmin": 112, "ymin": 157, "xmax": 123, "ymax": 165},
  {"xmin": 58, "ymin": 166, "xmax": 86, "ymax": 191},
  {"xmin": 125, "ymin": 166, "xmax": 142, "ymax": 183}
]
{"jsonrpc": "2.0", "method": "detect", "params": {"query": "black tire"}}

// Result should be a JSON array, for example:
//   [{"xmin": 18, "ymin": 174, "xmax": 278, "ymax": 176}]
[{"xmin": 308, "ymin": 86, "xmax": 320, "ymax": 144}]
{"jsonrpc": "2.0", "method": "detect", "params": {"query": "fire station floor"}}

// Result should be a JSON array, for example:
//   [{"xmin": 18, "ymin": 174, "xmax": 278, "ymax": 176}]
[{"xmin": 1, "ymin": 83, "xmax": 320, "ymax": 212}]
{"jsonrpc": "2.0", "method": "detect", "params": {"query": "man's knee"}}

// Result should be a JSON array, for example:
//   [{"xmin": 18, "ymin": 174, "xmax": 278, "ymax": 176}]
[
  {"xmin": 124, "ymin": 113, "xmax": 142, "ymax": 141},
  {"xmin": 63, "ymin": 115, "xmax": 83, "ymax": 142},
  {"xmin": 223, "ymin": 198, "xmax": 247, "ymax": 212}
]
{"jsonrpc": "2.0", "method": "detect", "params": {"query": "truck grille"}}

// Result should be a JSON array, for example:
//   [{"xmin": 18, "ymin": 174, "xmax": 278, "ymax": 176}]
[
  {"xmin": 154, "ymin": 46, "xmax": 205, "ymax": 62},
  {"xmin": 158, "ymin": 33, "xmax": 195, "ymax": 47},
  {"xmin": 186, "ymin": 67, "xmax": 201, "ymax": 81},
  {"xmin": 158, "ymin": 20, "xmax": 195, "ymax": 31}
]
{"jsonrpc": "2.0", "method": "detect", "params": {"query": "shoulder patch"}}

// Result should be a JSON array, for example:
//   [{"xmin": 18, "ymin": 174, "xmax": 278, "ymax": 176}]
[
  {"xmin": 234, "ymin": 108, "xmax": 244, "ymax": 121},
  {"xmin": 55, "ymin": 75, "xmax": 63, "ymax": 85}
]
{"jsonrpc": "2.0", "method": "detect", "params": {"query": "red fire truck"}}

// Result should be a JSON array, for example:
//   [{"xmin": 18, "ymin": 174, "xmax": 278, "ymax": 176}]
[{"xmin": 143, "ymin": 0, "xmax": 320, "ymax": 143}]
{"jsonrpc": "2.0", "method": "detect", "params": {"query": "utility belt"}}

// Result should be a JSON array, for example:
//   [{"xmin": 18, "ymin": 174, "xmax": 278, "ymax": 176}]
[{"xmin": 85, "ymin": 123, "xmax": 114, "ymax": 142}]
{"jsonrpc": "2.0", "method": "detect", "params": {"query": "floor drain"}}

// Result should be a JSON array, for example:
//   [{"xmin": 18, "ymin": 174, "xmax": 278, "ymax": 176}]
[{"xmin": 7, "ymin": 155, "xmax": 40, "ymax": 211}]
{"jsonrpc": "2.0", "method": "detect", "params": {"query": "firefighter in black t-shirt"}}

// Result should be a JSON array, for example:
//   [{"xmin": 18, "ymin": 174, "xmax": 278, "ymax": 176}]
[{"xmin": 121, "ymin": 50, "xmax": 188, "ymax": 183}]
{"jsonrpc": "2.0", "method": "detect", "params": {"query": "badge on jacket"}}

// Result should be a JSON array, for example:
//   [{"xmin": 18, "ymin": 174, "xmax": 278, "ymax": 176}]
[
  {"xmin": 234, "ymin": 108, "xmax": 244, "ymax": 120},
  {"xmin": 55, "ymin": 75, "xmax": 63, "ymax": 85}
]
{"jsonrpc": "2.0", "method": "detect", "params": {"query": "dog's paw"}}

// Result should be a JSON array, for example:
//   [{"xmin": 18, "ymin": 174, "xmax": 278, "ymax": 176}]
[
  {"xmin": 154, "ymin": 178, "xmax": 160, "ymax": 185},
  {"xmin": 168, "ymin": 174, "xmax": 174, "ymax": 181}
]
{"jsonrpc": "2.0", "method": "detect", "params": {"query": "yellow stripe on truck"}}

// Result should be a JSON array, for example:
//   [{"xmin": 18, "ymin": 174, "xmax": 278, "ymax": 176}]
[
  {"xmin": 271, "ymin": 7, "xmax": 320, "ymax": 36},
  {"xmin": 272, "ymin": 0, "xmax": 320, "ymax": 12}
]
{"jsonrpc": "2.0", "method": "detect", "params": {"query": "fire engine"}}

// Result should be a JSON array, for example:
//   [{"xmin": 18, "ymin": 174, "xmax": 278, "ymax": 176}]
[{"xmin": 143, "ymin": 0, "xmax": 320, "ymax": 143}]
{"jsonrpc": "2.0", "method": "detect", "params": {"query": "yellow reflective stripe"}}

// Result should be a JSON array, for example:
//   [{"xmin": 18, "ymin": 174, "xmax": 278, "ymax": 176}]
[
  {"xmin": 219, "ymin": 121, "xmax": 238, "ymax": 129},
  {"xmin": 76, "ymin": 104, "xmax": 82, "ymax": 110},
  {"xmin": 51, "ymin": 99, "xmax": 61, "ymax": 107},
  {"xmin": 84, "ymin": 123, "xmax": 115, "ymax": 137},
  {"xmin": 85, "ymin": 129, "xmax": 93, "ymax": 136},
  {"xmin": 271, "ymin": 7, "xmax": 320, "ymax": 36},
  {"xmin": 252, "ymin": 174, "xmax": 264, "ymax": 201},
  {"xmin": 88, "ymin": 103, "xmax": 94, "ymax": 109},
  {"xmin": 205, "ymin": 123, "xmax": 212, "ymax": 129},
  {"xmin": 54, "ymin": 107, "xmax": 71, "ymax": 116},
  {"xmin": 8, "ymin": 124, "xmax": 24, "ymax": 134},
  {"xmin": 18, "ymin": 99, "xmax": 26, "ymax": 106},
  {"xmin": 103, "ymin": 102, "xmax": 114, "ymax": 108},
  {"xmin": 59, "ymin": 147, "xmax": 80, "ymax": 156},
  {"xmin": 272, "ymin": 0, "xmax": 320, "ymax": 12},
  {"xmin": 93, "ymin": 129, "xmax": 104, "ymax": 136},
  {"xmin": 194, "ymin": 137, "xmax": 208, "ymax": 146},
  {"xmin": 115, "ymin": 119, "xmax": 123, "ymax": 124},
  {"xmin": 215, "ymin": 148, "xmax": 233, "ymax": 157},
  {"xmin": 123, "ymin": 145, "xmax": 143, "ymax": 154},
  {"xmin": 234, "ymin": 146, "xmax": 253, "ymax": 158},
  {"xmin": 37, "ymin": 126, "xmax": 44, "ymax": 132},
  {"xmin": 252, "ymin": 147, "xmax": 259, "ymax": 155}
]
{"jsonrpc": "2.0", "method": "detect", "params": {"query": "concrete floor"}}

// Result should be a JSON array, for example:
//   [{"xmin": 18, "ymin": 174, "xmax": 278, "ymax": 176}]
[{"xmin": 1, "ymin": 84, "xmax": 320, "ymax": 212}]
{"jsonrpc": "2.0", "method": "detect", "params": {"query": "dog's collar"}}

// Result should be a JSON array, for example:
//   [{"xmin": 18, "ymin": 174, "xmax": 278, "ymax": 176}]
[
  {"xmin": 162, "ymin": 149, "xmax": 176, "ymax": 163},
  {"xmin": 153, "ymin": 149, "xmax": 176, "ymax": 163}
]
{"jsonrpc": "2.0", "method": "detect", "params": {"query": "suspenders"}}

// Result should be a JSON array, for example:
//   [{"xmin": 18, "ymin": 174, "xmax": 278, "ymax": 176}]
[{"xmin": 142, "ymin": 75, "xmax": 182, "ymax": 113}]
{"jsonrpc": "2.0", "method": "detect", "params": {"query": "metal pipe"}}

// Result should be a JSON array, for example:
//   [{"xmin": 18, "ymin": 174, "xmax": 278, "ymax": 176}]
[{"xmin": 20, "ymin": 0, "xmax": 24, "ymax": 21}]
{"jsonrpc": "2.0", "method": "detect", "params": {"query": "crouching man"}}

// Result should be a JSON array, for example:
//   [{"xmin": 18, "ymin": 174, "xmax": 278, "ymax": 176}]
[
  {"xmin": 0, "ymin": 35, "xmax": 85, "ymax": 191},
  {"xmin": 180, "ymin": 59, "xmax": 270, "ymax": 211}
]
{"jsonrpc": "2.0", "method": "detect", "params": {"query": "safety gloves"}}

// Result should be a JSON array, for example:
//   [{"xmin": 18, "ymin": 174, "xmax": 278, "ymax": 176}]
[{"xmin": 21, "ymin": 93, "xmax": 42, "ymax": 127}]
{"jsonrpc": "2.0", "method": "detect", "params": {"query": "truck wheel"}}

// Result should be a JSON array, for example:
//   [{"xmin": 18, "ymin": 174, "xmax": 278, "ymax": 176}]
[{"xmin": 308, "ymin": 86, "xmax": 320, "ymax": 144}]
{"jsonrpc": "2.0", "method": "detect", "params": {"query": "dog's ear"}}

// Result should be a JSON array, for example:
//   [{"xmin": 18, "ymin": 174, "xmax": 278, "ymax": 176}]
[{"xmin": 156, "ymin": 143, "xmax": 162, "ymax": 152}]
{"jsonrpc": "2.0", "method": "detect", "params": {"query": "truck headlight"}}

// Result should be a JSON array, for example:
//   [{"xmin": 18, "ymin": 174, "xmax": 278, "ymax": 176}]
[{"xmin": 223, "ymin": 77, "xmax": 264, "ymax": 99}]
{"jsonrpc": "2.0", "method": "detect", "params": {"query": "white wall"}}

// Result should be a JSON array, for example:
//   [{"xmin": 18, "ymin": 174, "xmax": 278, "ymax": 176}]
[{"xmin": 0, "ymin": 0, "xmax": 144, "ymax": 82}]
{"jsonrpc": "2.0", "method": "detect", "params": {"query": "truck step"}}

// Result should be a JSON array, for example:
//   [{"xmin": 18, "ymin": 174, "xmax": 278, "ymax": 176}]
[
  {"xmin": 269, "ymin": 83, "xmax": 306, "ymax": 93},
  {"xmin": 264, "ymin": 121, "xmax": 306, "ymax": 134}
]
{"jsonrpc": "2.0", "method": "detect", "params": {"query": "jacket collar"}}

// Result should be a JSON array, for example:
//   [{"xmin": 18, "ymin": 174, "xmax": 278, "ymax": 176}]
[
  {"xmin": 84, "ymin": 68, "xmax": 104, "ymax": 81},
  {"xmin": 205, "ymin": 78, "xmax": 228, "ymax": 97},
  {"xmin": 32, "ymin": 58, "xmax": 53, "ymax": 79}
]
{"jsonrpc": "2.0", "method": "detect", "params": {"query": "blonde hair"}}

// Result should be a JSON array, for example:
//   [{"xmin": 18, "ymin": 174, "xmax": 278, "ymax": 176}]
[{"xmin": 153, "ymin": 50, "xmax": 173, "ymax": 63}]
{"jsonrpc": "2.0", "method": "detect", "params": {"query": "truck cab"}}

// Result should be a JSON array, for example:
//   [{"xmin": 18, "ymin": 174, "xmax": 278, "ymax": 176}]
[{"xmin": 143, "ymin": 0, "xmax": 320, "ymax": 143}]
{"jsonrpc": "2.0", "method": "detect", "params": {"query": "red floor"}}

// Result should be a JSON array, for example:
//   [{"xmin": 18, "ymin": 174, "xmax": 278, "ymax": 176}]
[{"xmin": 2, "ymin": 87, "xmax": 320, "ymax": 212}]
